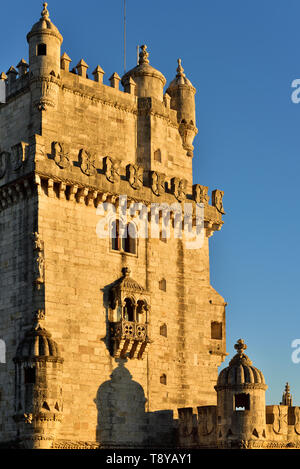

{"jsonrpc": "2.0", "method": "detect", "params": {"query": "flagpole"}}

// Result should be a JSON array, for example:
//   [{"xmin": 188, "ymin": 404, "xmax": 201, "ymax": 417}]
[{"xmin": 124, "ymin": 0, "xmax": 126, "ymax": 74}]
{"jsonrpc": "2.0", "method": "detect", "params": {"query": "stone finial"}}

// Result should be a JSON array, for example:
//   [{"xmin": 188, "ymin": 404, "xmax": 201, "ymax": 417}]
[
  {"xmin": 92, "ymin": 65, "xmax": 105, "ymax": 84},
  {"xmin": 176, "ymin": 58, "xmax": 186, "ymax": 78},
  {"xmin": 234, "ymin": 339, "xmax": 247, "ymax": 356},
  {"xmin": 109, "ymin": 72, "xmax": 121, "ymax": 89},
  {"xmin": 0, "ymin": 72, "xmax": 7, "ymax": 81},
  {"xmin": 122, "ymin": 267, "xmax": 131, "ymax": 278},
  {"xmin": 123, "ymin": 76, "xmax": 136, "ymax": 95},
  {"xmin": 76, "ymin": 59, "xmax": 89, "ymax": 78},
  {"xmin": 6, "ymin": 66, "xmax": 18, "ymax": 83},
  {"xmin": 164, "ymin": 92, "xmax": 171, "ymax": 108},
  {"xmin": 16, "ymin": 59, "xmax": 29, "ymax": 77},
  {"xmin": 139, "ymin": 45, "xmax": 149, "ymax": 65},
  {"xmin": 61, "ymin": 53, "xmax": 72, "ymax": 72},
  {"xmin": 280, "ymin": 382, "xmax": 293, "ymax": 407},
  {"xmin": 41, "ymin": 2, "xmax": 50, "ymax": 19}
]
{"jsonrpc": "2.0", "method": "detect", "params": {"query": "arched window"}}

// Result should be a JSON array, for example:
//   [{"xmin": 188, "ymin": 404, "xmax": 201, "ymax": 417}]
[
  {"xmin": 136, "ymin": 300, "xmax": 147, "ymax": 323},
  {"xmin": 110, "ymin": 220, "xmax": 137, "ymax": 255},
  {"xmin": 123, "ymin": 298, "xmax": 135, "ymax": 322},
  {"xmin": 37, "ymin": 43, "xmax": 47, "ymax": 56}
]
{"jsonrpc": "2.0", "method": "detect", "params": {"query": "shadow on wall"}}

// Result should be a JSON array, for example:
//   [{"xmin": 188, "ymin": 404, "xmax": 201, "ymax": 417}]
[{"xmin": 95, "ymin": 359, "xmax": 175, "ymax": 447}]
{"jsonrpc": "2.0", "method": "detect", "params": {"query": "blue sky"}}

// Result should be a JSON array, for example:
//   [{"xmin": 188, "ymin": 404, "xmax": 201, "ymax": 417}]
[{"xmin": 2, "ymin": 0, "xmax": 300, "ymax": 405}]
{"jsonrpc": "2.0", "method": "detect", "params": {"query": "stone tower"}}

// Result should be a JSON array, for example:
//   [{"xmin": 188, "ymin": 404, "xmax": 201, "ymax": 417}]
[
  {"xmin": 0, "ymin": 4, "xmax": 226, "ymax": 448},
  {"xmin": 215, "ymin": 339, "xmax": 268, "ymax": 447}
]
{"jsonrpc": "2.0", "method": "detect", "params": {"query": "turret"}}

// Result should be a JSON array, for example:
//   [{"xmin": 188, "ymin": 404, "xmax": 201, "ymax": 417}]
[
  {"xmin": 215, "ymin": 339, "xmax": 268, "ymax": 448},
  {"xmin": 121, "ymin": 45, "xmax": 166, "ymax": 101},
  {"xmin": 280, "ymin": 382, "xmax": 293, "ymax": 406},
  {"xmin": 13, "ymin": 322, "xmax": 64, "ymax": 449},
  {"xmin": 27, "ymin": 3, "xmax": 63, "ymax": 78},
  {"xmin": 166, "ymin": 59, "xmax": 198, "ymax": 156}
]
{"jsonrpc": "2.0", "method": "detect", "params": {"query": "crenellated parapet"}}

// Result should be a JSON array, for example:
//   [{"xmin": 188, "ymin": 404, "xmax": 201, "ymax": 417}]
[{"xmin": 0, "ymin": 136, "xmax": 225, "ymax": 239}]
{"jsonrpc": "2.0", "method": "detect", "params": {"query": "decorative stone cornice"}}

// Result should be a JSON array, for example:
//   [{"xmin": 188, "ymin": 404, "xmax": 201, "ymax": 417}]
[{"xmin": 0, "ymin": 171, "xmax": 224, "ymax": 234}]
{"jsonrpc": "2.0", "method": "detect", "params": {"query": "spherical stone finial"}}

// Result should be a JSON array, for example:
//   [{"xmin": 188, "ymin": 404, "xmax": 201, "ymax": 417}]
[
  {"xmin": 139, "ymin": 45, "xmax": 149, "ymax": 65},
  {"xmin": 42, "ymin": 2, "xmax": 49, "ymax": 19},
  {"xmin": 234, "ymin": 338, "xmax": 247, "ymax": 356}
]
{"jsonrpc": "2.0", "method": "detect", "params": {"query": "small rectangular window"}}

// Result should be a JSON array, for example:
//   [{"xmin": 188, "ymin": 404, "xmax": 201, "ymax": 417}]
[
  {"xmin": 37, "ymin": 43, "xmax": 47, "ymax": 56},
  {"xmin": 211, "ymin": 321, "xmax": 222, "ymax": 340},
  {"xmin": 24, "ymin": 367, "xmax": 36, "ymax": 385},
  {"xmin": 235, "ymin": 393, "xmax": 250, "ymax": 411}
]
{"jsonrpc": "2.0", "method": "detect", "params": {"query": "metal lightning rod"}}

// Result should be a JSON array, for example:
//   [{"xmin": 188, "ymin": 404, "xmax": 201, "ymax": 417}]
[{"xmin": 124, "ymin": 0, "xmax": 126, "ymax": 74}]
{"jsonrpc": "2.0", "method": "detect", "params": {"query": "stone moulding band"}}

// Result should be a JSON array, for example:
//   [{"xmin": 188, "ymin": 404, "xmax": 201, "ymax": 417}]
[
  {"xmin": 214, "ymin": 383, "xmax": 268, "ymax": 392},
  {"xmin": 0, "ymin": 173, "xmax": 224, "ymax": 234}
]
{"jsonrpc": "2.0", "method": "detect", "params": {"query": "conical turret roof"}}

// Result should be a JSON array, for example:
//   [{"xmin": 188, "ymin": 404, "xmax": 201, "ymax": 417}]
[
  {"xmin": 121, "ymin": 45, "xmax": 166, "ymax": 87},
  {"xmin": 27, "ymin": 3, "xmax": 63, "ymax": 43}
]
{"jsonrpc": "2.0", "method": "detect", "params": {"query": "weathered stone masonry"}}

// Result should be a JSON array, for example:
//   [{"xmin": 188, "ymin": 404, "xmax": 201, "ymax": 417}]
[{"xmin": 0, "ymin": 4, "xmax": 226, "ymax": 448}]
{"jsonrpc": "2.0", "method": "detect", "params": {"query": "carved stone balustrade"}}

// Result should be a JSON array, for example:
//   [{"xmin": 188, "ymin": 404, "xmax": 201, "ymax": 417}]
[{"xmin": 110, "ymin": 319, "xmax": 150, "ymax": 360}]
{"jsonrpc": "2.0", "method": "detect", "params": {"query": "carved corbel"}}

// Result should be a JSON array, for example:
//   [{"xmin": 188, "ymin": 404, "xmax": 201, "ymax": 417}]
[{"xmin": 76, "ymin": 187, "xmax": 89, "ymax": 204}]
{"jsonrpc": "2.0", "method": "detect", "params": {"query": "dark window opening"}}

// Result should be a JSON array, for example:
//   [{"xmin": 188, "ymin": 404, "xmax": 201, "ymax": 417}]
[
  {"xmin": 160, "ymin": 374, "xmax": 167, "ymax": 385},
  {"xmin": 160, "ymin": 323, "xmax": 167, "ymax": 337},
  {"xmin": 211, "ymin": 321, "xmax": 222, "ymax": 340},
  {"xmin": 111, "ymin": 220, "xmax": 137, "ymax": 255},
  {"xmin": 122, "ymin": 223, "xmax": 137, "ymax": 254},
  {"xmin": 24, "ymin": 367, "xmax": 36, "ymax": 385},
  {"xmin": 159, "ymin": 278, "xmax": 166, "ymax": 292},
  {"xmin": 235, "ymin": 393, "xmax": 250, "ymax": 411},
  {"xmin": 123, "ymin": 298, "xmax": 135, "ymax": 322},
  {"xmin": 37, "ymin": 43, "xmax": 47, "ymax": 56},
  {"xmin": 136, "ymin": 300, "xmax": 146, "ymax": 323},
  {"xmin": 154, "ymin": 149, "xmax": 162, "ymax": 162},
  {"xmin": 111, "ymin": 219, "xmax": 121, "ymax": 251}
]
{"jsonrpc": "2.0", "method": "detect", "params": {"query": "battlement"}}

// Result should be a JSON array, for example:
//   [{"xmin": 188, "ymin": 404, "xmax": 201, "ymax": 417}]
[{"xmin": 0, "ymin": 4, "xmax": 227, "ymax": 449}]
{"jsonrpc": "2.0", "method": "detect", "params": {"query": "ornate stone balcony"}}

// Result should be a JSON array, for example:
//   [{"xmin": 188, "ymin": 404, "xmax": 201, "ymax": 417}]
[{"xmin": 110, "ymin": 320, "xmax": 150, "ymax": 360}]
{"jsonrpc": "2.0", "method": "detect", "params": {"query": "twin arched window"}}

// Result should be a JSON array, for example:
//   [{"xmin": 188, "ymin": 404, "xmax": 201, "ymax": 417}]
[
  {"xmin": 110, "ymin": 220, "xmax": 137, "ymax": 255},
  {"xmin": 123, "ymin": 298, "xmax": 147, "ymax": 323}
]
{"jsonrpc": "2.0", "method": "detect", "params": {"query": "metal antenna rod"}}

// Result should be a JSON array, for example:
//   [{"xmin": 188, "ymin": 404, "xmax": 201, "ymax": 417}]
[{"xmin": 124, "ymin": 0, "xmax": 126, "ymax": 74}]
